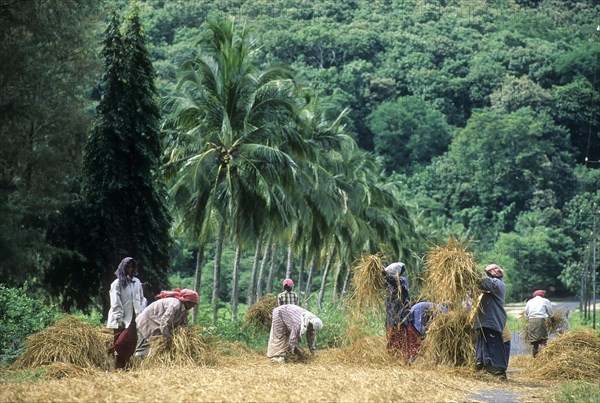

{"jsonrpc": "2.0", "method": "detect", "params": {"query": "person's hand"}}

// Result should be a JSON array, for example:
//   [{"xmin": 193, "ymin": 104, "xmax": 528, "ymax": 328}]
[{"xmin": 117, "ymin": 320, "xmax": 125, "ymax": 330}]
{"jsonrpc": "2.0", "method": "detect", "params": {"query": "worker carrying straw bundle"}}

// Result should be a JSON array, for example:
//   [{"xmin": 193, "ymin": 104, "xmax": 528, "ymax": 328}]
[
  {"xmin": 134, "ymin": 288, "xmax": 198, "ymax": 357},
  {"xmin": 382, "ymin": 262, "xmax": 414, "ymax": 363},
  {"xmin": 267, "ymin": 304, "xmax": 323, "ymax": 363},
  {"xmin": 524, "ymin": 289, "xmax": 554, "ymax": 357},
  {"xmin": 473, "ymin": 264, "xmax": 509, "ymax": 380}
]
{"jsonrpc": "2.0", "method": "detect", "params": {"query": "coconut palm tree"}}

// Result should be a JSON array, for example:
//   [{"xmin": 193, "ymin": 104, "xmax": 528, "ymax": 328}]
[{"xmin": 165, "ymin": 17, "xmax": 303, "ymax": 322}]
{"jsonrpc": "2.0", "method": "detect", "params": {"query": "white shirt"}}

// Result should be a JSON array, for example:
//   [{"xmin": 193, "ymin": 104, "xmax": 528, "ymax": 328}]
[
  {"xmin": 106, "ymin": 277, "xmax": 144, "ymax": 329},
  {"xmin": 524, "ymin": 296, "xmax": 554, "ymax": 319}
]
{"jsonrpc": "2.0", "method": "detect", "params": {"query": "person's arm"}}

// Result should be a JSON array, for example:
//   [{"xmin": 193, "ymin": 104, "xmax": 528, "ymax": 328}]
[
  {"xmin": 289, "ymin": 323, "xmax": 301, "ymax": 352},
  {"xmin": 546, "ymin": 300, "xmax": 554, "ymax": 318}
]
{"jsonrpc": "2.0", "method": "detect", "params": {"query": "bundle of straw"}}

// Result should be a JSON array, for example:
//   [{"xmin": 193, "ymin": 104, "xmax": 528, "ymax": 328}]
[
  {"xmin": 347, "ymin": 253, "xmax": 386, "ymax": 313},
  {"xmin": 417, "ymin": 310, "xmax": 476, "ymax": 367},
  {"xmin": 136, "ymin": 325, "xmax": 219, "ymax": 368},
  {"xmin": 420, "ymin": 237, "xmax": 480, "ymax": 308},
  {"xmin": 525, "ymin": 329, "xmax": 600, "ymax": 381},
  {"xmin": 41, "ymin": 362, "xmax": 92, "ymax": 379},
  {"xmin": 11, "ymin": 316, "xmax": 112, "ymax": 370},
  {"xmin": 243, "ymin": 295, "xmax": 277, "ymax": 332}
]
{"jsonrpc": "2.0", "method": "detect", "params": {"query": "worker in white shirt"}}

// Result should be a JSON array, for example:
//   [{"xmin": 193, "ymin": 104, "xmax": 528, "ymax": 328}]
[{"xmin": 523, "ymin": 289, "xmax": 554, "ymax": 357}]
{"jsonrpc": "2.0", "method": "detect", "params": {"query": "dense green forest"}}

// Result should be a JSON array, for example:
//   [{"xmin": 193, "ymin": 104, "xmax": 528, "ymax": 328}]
[{"xmin": 1, "ymin": 0, "xmax": 599, "ymax": 321}]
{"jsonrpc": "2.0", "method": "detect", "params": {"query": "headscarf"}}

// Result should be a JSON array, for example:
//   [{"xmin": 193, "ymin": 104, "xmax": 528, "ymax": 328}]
[
  {"xmin": 533, "ymin": 290, "xmax": 546, "ymax": 297},
  {"xmin": 115, "ymin": 257, "xmax": 137, "ymax": 287},
  {"xmin": 384, "ymin": 262, "xmax": 406, "ymax": 276},
  {"xmin": 282, "ymin": 278, "xmax": 294, "ymax": 289},
  {"xmin": 156, "ymin": 288, "xmax": 199, "ymax": 304},
  {"xmin": 300, "ymin": 311, "xmax": 323, "ymax": 335},
  {"xmin": 485, "ymin": 263, "xmax": 504, "ymax": 279}
]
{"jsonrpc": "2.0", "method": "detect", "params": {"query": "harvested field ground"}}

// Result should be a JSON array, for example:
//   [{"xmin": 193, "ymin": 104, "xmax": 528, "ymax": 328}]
[{"xmin": 0, "ymin": 347, "xmax": 573, "ymax": 403}]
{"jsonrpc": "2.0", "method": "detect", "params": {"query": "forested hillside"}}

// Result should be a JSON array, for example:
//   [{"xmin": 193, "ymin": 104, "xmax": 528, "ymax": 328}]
[{"xmin": 1, "ymin": 0, "xmax": 598, "ymax": 317}]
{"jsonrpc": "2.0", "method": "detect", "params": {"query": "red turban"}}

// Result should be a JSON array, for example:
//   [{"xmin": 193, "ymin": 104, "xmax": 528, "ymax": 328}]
[
  {"xmin": 282, "ymin": 278, "xmax": 294, "ymax": 289},
  {"xmin": 533, "ymin": 290, "xmax": 546, "ymax": 297},
  {"xmin": 485, "ymin": 264, "xmax": 504, "ymax": 279},
  {"xmin": 156, "ymin": 288, "xmax": 198, "ymax": 304}
]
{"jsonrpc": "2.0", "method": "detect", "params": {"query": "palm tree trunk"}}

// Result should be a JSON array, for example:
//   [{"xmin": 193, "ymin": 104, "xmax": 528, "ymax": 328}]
[
  {"xmin": 340, "ymin": 269, "xmax": 351, "ymax": 302},
  {"xmin": 297, "ymin": 240, "xmax": 306, "ymax": 305},
  {"xmin": 266, "ymin": 241, "xmax": 279, "ymax": 294},
  {"xmin": 192, "ymin": 245, "xmax": 205, "ymax": 324},
  {"xmin": 247, "ymin": 236, "xmax": 262, "ymax": 307},
  {"xmin": 256, "ymin": 234, "xmax": 272, "ymax": 301},
  {"xmin": 211, "ymin": 221, "xmax": 225, "ymax": 323},
  {"xmin": 231, "ymin": 242, "xmax": 242, "ymax": 321},
  {"xmin": 317, "ymin": 245, "xmax": 336, "ymax": 310},
  {"xmin": 331, "ymin": 260, "xmax": 343, "ymax": 304},
  {"xmin": 304, "ymin": 253, "xmax": 316, "ymax": 307},
  {"xmin": 285, "ymin": 236, "xmax": 294, "ymax": 278}
]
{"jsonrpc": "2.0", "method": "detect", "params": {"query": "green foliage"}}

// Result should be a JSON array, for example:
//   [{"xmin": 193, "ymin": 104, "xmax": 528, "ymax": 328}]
[
  {"xmin": 0, "ymin": 285, "xmax": 59, "ymax": 365},
  {"xmin": 553, "ymin": 381, "xmax": 600, "ymax": 403},
  {"xmin": 367, "ymin": 96, "xmax": 451, "ymax": 173},
  {"xmin": 45, "ymin": 7, "xmax": 172, "ymax": 316}
]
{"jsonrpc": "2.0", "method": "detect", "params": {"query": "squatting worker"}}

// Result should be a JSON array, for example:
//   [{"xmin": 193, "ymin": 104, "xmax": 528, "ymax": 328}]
[
  {"xmin": 524, "ymin": 289, "xmax": 554, "ymax": 357},
  {"xmin": 267, "ymin": 304, "xmax": 323, "ymax": 363},
  {"xmin": 134, "ymin": 288, "xmax": 198, "ymax": 357},
  {"xmin": 277, "ymin": 278, "xmax": 299, "ymax": 306},
  {"xmin": 107, "ymin": 257, "xmax": 145, "ymax": 368},
  {"xmin": 473, "ymin": 263, "xmax": 509, "ymax": 380},
  {"xmin": 407, "ymin": 302, "xmax": 448, "ymax": 362}
]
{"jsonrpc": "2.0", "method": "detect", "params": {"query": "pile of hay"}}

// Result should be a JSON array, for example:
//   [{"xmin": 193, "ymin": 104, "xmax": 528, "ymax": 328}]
[
  {"xmin": 524, "ymin": 329, "xmax": 600, "ymax": 381},
  {"xmin": 335, "ymin": 333, "xmax": 397, "ymax": 366},
  {"xmin": 417, "ymin": 310, "xmax": 476, "ymax": 367},
  {"xmin": 347, "ymin": 254, "xmax": 385, "ymax": 312},
  {"xmin": 40, "ymin": 362, "xmax": 94, "ymax": 379},
  {"xmin": 135, "ymin": 326, "xmax": 219, "ymax": 369},
  {"xmin": 11, "ymin": 316, "xmax": 112, "ymax": 370},
  {"xmin": 420, "ymin": 237, "xmax": 480, "ymax": 307},
  {"xmin": 416, "ymin": 237, "xmax": 480, "ymax": 367},
  {"xmin": 244, "ymin": 295, "xmax": 277, "ymax": 332}
]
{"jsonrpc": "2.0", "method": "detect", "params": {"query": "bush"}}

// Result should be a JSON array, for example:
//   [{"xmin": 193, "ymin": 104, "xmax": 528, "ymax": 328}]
[{"xmin": 0, "ymin": 284, "xmax": 59, "ymax": 365}]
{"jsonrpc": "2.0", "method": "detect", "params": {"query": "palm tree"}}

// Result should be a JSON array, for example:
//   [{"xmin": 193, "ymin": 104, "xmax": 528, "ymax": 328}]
[{"xmin": 165, "ymin": 17, "xmax": 303, "ymax": 322}]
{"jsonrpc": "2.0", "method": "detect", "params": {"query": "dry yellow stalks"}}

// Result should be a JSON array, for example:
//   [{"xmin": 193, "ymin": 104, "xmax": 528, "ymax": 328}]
[
  {"xmin": 244, "ymin": 295, "xmax": 277, "ymax": 332},
  {"xmin": 135, "ymin": 325, "xmax": 219, "ymax": 369},
  {"xmin": 11, "ymin": 316, "xmax": 112, "ymax": 371},
  {"xmin": 524, "ymin": 329, "xmax": 600, "ymax": 381}
]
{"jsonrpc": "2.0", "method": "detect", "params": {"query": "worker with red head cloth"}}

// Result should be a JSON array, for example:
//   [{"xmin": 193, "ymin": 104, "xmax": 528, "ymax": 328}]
[
  {"xmin": 524, "ymin": 289, "xmax": 554, "ymax": 357},
  {"xmin": 134, "ymin": 288, "xmax": 198, "ymax": 357}
]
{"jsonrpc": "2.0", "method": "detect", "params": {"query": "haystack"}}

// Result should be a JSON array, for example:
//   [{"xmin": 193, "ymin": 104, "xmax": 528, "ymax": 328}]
[
  {"xmin": 244, "ymin": 295, "xmax": 277, "ymax": 332},
  {"xmin": 342, "ymin": 254, "xmax": 385, "ymax": 340},
  {"xmin": 417, "ymin": 310, "xmax": 476, "ymax": 367},
  {"xmin": 416, "ymin": 238, "xmax": 480, "ymax": 367},
  {"xmin": 11, "ymin": 316, "xmax": 112, "ymax": 370},
  {"xmin": 135, "ymin": 325, "xmax": 219, "ymax": 369},
  {"xmin": 524, "ymin": 329, "xmax": 600, "ymax": 381},
  {"xmin": 347, "ymin": 253, "xmax": 386, "ymax": 314},
  {"xmin": 420, "ymin": 237, "xmax": 480, "ymax": 307}
]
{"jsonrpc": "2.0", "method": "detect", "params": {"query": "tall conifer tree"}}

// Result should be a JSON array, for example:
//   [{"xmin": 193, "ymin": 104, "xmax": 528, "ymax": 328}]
[{"xmin": 47, "ymin": 9, "xmax": 171, "ymax": 314}]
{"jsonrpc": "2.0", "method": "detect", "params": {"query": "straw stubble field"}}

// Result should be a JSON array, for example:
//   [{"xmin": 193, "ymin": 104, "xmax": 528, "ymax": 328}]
[{"xmin": 0, "ymin": 346, "xmax": 565, "ymax": 403}]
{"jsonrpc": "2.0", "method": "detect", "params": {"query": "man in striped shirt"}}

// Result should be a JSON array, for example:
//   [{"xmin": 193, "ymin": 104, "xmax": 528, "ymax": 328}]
[
  {"xmin": 267, "ymin": 304, "xmax": 323, "ymax": 362},
  {"xmin": 277, "ymin": 278, "xmax": 299, "ymax": 306}
]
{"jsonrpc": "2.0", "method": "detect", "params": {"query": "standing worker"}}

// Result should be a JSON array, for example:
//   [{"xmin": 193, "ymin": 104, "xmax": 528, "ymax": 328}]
[
  {"xmin": 382, "ymin": 262, "xmax": 413, "ymax": 363},
  {"xmin": 267, "ymin": 304, "xmax": 323, "ymax": 363},
  {"xmin": 524, "ymin": 289, "xmax": 554, "ymax": 357},
  {"xmin": 473, "ymin": 264, "xmax": 509, "ymax": 380},
  {"xmin": 106, "ymin": 257, "xmax": 145, "ymax": 369},
  {"xmin": 277, "ymin": 278, "xmax": 299, "ymax": 306}
]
